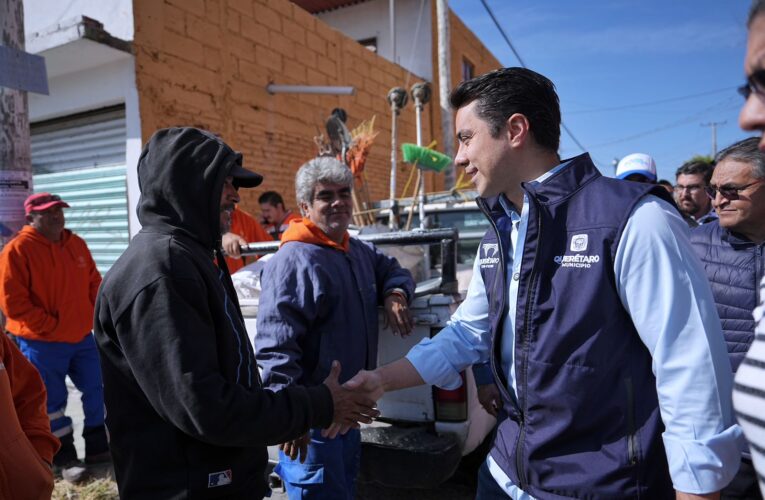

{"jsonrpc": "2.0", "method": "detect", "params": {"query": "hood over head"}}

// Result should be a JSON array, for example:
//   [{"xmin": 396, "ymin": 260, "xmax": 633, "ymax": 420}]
[{"xmin": 136, "ymin": 127, "xmax": 262, "ymax": 248}]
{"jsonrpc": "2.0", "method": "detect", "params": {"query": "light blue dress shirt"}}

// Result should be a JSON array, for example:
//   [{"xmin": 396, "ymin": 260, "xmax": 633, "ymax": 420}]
[{"xmin": 406, "ymin": 162, "xmax": 743, "ymax": 497}]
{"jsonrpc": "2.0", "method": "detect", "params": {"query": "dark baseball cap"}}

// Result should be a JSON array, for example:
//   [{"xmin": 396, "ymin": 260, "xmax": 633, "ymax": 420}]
[{"xmin": 230, "ymin": 152, "xmax": 263, "ymax": 188}]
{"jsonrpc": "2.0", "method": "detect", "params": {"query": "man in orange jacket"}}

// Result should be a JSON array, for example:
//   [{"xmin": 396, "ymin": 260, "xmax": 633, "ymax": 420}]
[
  {"xmin": 221, "ymin": 205, "xmax": 272, "ymax": 273},
  {"xmin": 0, "ymin": 193, "xmax": 108, "ymax": 470},
  {"xmin": 259, "ymin": 190, "xmax": 301, "ymax": 240},
  {"xmin": 0, "ymin": 331, "xmax": 59, "ymax": 499}
]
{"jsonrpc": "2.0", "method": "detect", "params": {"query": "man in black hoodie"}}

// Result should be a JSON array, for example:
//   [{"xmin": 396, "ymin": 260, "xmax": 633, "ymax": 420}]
[{"xmin": 94, "ymin": 128, "xmax": 377, "ymax": 499}]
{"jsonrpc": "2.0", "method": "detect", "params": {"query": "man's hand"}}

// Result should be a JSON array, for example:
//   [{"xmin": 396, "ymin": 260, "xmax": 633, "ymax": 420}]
[
  {"xmin": 322, "ymin": 361, "xmax": 379, "ymax": 434},
  {"xmin": 322, "ymin": 368, "xmax": 386, "ymax": 439},
  {"xmin": 383, "ymin": 292, "xmax": 412, "ymax": 337},
  {"xmin": 477, "ymin": 383, "xmax": 501, "ymax": 417},
  {"xmin": 222, "ymin": 232, "xmax": 247, "ymax": 258},
  {"xmin": 279, "ymin": 432, "xmax": 311, "ymax": 463},
  {"xmin": 343, "ymin": 369, "xmax": 386, "ymax": 401}
]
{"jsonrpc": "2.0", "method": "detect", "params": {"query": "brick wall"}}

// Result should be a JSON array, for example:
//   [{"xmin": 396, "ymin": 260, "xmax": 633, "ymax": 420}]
[
  {"xmin": 133, "ymin": 0, "xmax": 438, "ymax": 216},
  {"xmin": 448, "ymin": 10, "xmax": 501, "ymax": 82}
]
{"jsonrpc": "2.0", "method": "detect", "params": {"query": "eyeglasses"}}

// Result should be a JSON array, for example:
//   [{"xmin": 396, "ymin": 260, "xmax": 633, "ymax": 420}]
[
  {"xmin": 674, "ymin": 184, "xmax": 704, "ymax": 194},
  {"xmin": 739, "ymin": 70, "xmax": 765, "ymax": 100},
  {"xmin": 705, "ymin": 180, "xmax": 765, "ymax": 200}
]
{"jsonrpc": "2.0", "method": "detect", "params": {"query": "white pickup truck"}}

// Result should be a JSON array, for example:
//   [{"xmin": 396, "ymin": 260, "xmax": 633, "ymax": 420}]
[{"xmin": 234, "ymin": 198, "xmax": 495, "ymax": 489}]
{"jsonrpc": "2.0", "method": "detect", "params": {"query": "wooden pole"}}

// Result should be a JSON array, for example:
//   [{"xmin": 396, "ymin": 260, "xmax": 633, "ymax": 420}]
[
  {"xmin": 436, "ymin": 0, "xmax": 455, "ymax": 189},
  {"xmin": 0, "ymin": 0, "xmax": 33, "ymax": 249}
]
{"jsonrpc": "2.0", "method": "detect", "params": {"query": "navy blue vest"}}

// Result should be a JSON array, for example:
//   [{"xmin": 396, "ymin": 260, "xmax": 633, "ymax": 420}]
[
  {"xmin": 477, "ymin": 154, "xmax": 674, "ymax": 499},
  {"xmin": 689, "ymin": 221, "xmax": 765, "ymax": 372}
]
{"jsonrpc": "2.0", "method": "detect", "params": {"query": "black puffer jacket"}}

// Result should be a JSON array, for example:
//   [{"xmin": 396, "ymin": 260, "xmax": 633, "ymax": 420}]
[
  {"xmin": 690, "ymin": 220, "xmax": 765, "ymax": 372},
  {"xmin": 94, "ymin": 128, "xmax": 333, "ymax": 499}
]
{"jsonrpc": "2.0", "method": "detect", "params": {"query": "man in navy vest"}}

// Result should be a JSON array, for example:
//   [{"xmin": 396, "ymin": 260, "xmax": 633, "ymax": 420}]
[
  {"xmin": 690, "ymin": 136, "xmax": 765, "ymax": 499},
  {"xmin": 339, "ymin": 67, "xmax": 743, "ymax": 499}
]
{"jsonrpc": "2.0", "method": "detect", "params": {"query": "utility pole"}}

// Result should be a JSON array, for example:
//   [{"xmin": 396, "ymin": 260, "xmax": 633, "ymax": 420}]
[
  {"xmin": 436, "ymin": 0, "xmax": 455, "ymax": 189},
  {"xmin": 701, "ymin": 121, "xmax": 726, "ymax": 157},
  {"xmin": 0, "ymin": 0, "xmax": 33, "ymax": 249}
]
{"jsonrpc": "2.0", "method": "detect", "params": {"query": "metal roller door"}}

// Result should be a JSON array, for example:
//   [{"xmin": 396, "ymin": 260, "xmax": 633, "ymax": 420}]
[{"xmin": 31, "ymin": 106, "xmax": 129, "ymax": 275}]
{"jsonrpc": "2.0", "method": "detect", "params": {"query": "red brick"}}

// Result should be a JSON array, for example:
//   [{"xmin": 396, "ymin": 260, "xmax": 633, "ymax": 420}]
[
  {"xmin": 294, "ymin": 46, "xmax": 316, "ymax": 67},
  {"xmin": 205, "ymin": 0, "xmax": 221, "ymax": 24},
  {"xmin": 164, "ymin": 4, "xmax": 185, "ymax": 34},
  {"xmin": 228, "ymin": 0, "xmax": 253, "ymax": 17},
  {"xmin": 315, "ymin": 55, "xmax": 337, "ymax": 77},
  {"xmin": 305, "ymin": 32, "xmax": 325, "ymax": 56},
  {"xmin": 227, "ymin": 36, "xmax": 256, "ymax": 61},
  {"xmin": 281, "ymin": 18, "xmax": 305, "ymax": 45},
  {"xmin": 166, "ymin": 0, "xmax": 205, "ymax": 15},
  {"xmin": 161, "ymin": 29, "xmax": 204, "ymax": 64},
  {"xmin": 255, "ymin": 45, "xmax": 282, "ymax": 72},
  {"xmin": 203, "ymin": 46, "xmax": 222, "ymax": 71},
  {"xmin": 291, "ymin": 3, "xmax": 315, "ymax": 31},
  {"xmin": 238, "ymin": 58, "xmax": 269, "ymax": 86},
  {"xmin": 240, "ymin": 15, "xmax": 262, "ymax": 42},
  {"xmin": 270, "ymin": 0, "xmax": 293, "ymax": 17},
  {"xmin": 253, "ymin": 4, "xmax": 281, "ymax": 32},
  {"xmin": 225, "ymin": 11, "xmax": 240, "ymax": 33},
  {"xmin": 283, "ymin": 58, "xmax": 306, "ymax": 82},
  {"xmin": 269, "ymin": 30, "xmax": 295, "ymax": 59},
  {"xmin": 304, "ymin": 67, "xmax": 327, "ymax": 86},
  {"xmin": 187, "ymin": 15, "xmax": 222, "ymax": 49}
]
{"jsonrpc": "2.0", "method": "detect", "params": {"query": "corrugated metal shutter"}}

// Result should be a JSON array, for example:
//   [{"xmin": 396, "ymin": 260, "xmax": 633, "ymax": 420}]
[
  {"xmin": 31, "ymin": 107, "xmax": 126, "ymax": 174},
  {"xmin": 30, "ymin": 107, "xmax": 129, "ymax": 274}
]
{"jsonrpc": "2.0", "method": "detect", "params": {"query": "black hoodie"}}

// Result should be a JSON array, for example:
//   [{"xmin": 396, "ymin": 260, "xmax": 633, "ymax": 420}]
[{"xmin": 94, "ymin": 128, "xmax": 333, "ymax": 499}]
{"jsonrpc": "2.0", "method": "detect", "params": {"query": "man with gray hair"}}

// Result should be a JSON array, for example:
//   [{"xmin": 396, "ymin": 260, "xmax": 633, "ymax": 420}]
[
  {"xmin": 689, "ymin": 136, "xmax": 765, "ymax": 499},
  {"xmin": 255, "ymin": 156, "xmax": 415, "ymax": 498},
  {"xmin": 675, "ymin": 159, "xmax": 717, "ymax": 226}
]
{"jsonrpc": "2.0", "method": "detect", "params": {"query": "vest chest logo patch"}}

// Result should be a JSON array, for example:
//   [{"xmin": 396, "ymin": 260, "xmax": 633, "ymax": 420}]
[
  {"xmin": 208, "ymin": 469, "xmax": 232, "ymax": 488},
  {"xmin": 480, "ymin": 242, "xmax": 500, "ymax": 267},
  {"xmin": 570, "ymin": 234, "xmax": 588, "ymax": 252}
]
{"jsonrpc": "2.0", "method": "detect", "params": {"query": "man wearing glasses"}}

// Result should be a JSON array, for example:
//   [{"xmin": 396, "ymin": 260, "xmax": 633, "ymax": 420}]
[
  {"xmin": 674, "ymin": 160, "xmax": 717, "ymax": 227},
  {"xmin": 688, "ymin": 136, "xmax": 765, "ymax": 499}
]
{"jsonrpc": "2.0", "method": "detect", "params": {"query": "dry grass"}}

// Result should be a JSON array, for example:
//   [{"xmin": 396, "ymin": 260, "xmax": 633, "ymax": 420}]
[{"xmin": 52, "ymin": 476, "xmax": 119, "ymax": 499}]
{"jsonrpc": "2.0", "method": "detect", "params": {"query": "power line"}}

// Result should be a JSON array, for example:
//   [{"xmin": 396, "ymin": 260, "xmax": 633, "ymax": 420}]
[
  {"xmin": 588, "ymin": 96, "xmax": 738, "ymax": 149},
  {"xmin": 478, "ymin": 0, "xmax": 527, "ymax": 68},
  {"xmin": 566, "ymin": 86, "xmax": 737, "ymax": 115},
  {"xmin": 479, "ymin": 0, "xmax": 590, "ymax": 155}
]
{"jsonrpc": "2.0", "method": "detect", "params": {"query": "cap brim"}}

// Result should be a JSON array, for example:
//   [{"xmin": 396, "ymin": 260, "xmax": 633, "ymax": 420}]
[
  {"xmin": 28, "ymin": 200, "xmax": 70, "ymax": 214},
  {"xmin": 230, "ymin": 161, "xmax": 263, "ymax": 189},
  {"xmin": 616, "ymin": 169, "xmax": 656, "ymax": 182}
]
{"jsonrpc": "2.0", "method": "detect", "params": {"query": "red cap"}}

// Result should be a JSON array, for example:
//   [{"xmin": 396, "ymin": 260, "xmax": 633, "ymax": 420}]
[{"xmin": 24, "ymin": 193, "xmax": 70, "ymax": 216}]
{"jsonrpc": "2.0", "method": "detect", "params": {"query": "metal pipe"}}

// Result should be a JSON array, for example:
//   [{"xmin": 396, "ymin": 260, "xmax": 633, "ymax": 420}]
[
  {"xmin": 410, "ymin": 83, "xmax": 431, "ymax": 230},
  {"xmin": 387, "ymin": 87, "xmax": 407, "ymax": 229},
  {"xmin": 389, "ymin": 0, "xmax": 396, "ymax": 64},
  {"xmin": 239, "ymin": 227, "xmax": 459, "ymax": 292},
  {"xmin": 266, "ymin": 84, "xmax": 355, "ymax": 95}
]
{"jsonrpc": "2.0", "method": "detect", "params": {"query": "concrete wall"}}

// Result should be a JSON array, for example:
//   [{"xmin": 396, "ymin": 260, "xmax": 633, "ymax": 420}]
[
  {"xmin": 133, "ymin": 0, "xmax": 438, "ymax": 215},
  {"xmin": 24, "ymin": 0, "xmax": 134, "ymax": 46},
  {"xmin": 316, "ymin": 0, "xmax": 433, "ymax": 81}
]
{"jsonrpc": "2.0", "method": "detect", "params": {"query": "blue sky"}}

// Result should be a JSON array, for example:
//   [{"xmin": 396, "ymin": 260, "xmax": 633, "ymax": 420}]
[{"xmin": 449, "ymin": 0, "xmax": 757, "ymax": 180}]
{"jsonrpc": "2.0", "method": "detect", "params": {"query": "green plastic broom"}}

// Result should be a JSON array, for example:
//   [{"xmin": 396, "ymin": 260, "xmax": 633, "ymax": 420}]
[{"xmin": 401, "ymin": 143, "xmax": 452, "ymax": 172}]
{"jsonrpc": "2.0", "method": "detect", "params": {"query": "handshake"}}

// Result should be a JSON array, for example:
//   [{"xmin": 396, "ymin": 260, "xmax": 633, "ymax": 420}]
[{"xmin": 278, "ymin": 360, "xmax": 388, "ymax": 462}]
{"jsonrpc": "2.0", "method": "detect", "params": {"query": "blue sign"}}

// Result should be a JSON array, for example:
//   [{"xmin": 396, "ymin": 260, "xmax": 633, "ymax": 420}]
[{"xmin": 0, "ymin": 44, "xmax": 48, "ymax": 94}]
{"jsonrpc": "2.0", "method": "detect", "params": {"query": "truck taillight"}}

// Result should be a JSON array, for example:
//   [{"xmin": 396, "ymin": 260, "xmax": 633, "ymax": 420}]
[{"xmin": 433, "ymin": 371, "xmax": 468, "ymax": 422}]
